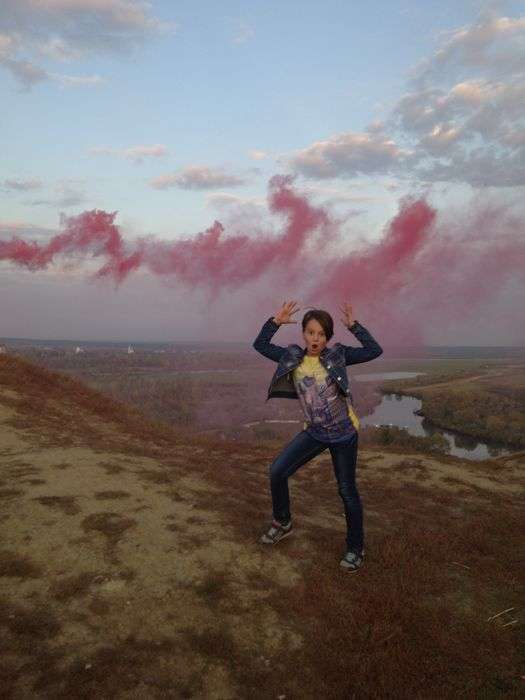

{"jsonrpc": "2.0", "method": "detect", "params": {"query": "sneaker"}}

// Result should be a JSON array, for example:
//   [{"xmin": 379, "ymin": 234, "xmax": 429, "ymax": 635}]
[
  {"xmin": 260, "ymin": 518, "xmax": 293, "ymax": 545},
  {"xmin": 340, "ymin": 549, "xmax": 364, "ymax": 572}
]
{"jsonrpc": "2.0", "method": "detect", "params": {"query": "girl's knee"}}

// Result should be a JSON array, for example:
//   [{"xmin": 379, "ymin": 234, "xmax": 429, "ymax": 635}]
[
  {"xmin": 269, "ymin": 461, "xmax": 285, "ymax": 479},
  {"xmin": 338, "ymin": 484, "xmax": 360, "ymax": 500}
]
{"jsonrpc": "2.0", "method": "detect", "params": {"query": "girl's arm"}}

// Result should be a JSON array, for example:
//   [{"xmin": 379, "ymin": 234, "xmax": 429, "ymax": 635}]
[
  {"xmin": 341, "ymin": 320, "xmax": 383, "ymax": 365},
  {"xmin": 252, "ymin": 317, "xmax": 287, "ymax": 363}
]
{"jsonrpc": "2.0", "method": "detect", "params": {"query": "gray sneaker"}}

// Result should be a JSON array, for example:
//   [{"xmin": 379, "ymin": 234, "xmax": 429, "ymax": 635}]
[
  {"xmin": 340, "ymin": 549, "xmax": 365, "ymax": 572},
  {"xmin": 260, "ymin": 518, "xmax": 292, "ymax": 544}
]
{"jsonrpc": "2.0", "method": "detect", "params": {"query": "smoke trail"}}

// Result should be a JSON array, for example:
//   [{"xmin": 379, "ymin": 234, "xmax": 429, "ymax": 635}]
[
  {"xmin": 306, "ymin": 194, "xmax": 524, "ymax": 344},
  {"xmin": 1, "ymin": 175, "xmax": 523, "ymax": 345},
  {"xmin": 0, "ymin": 175, "xmax": 336, "ymax": 292}
]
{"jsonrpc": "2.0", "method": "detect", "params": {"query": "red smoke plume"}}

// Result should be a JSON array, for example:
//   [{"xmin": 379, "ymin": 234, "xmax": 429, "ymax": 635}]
[
  {"xmin": 0, "ymin": 175, "xmax": 334, "ymax": 292},
  {"xmin": 1, "ymin": 174, "xmax": 523, "ymax": 345}
]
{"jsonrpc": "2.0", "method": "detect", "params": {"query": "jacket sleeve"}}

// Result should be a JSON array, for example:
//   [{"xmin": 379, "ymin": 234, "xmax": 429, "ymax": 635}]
[
  {"xmin": 341, "ymin": 320, "xmax": 383, "ymax": 365},
  {"xmin": 252, "ymin": 316, "xmax": 287, "ymax": 363}
]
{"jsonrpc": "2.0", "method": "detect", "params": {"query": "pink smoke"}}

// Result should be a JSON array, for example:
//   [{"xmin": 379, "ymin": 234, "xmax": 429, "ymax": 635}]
[
  {"xmin": 1, "ymin": 175, "xmax": 523, "ymax": 345},
  {"xmin": 0, "ymin": 175, "xmax": 334, "ymax": 292}
]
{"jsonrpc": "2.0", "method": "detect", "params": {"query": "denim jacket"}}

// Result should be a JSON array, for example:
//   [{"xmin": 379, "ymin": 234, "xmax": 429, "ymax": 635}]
[{"xmin": 252, "ymin": 316, "xmax": 383, "ymax": 404}]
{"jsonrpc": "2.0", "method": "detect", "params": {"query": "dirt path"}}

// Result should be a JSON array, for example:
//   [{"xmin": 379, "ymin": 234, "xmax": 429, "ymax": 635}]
[{"xmin": 387, "ymin": 368, "xmax": 511, "ymax": 393}]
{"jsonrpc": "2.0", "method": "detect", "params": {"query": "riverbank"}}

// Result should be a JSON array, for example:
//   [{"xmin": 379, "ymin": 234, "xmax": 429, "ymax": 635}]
[{"xmin": 376, "ymin": 363, "xmax": 525, "ymax": 451}]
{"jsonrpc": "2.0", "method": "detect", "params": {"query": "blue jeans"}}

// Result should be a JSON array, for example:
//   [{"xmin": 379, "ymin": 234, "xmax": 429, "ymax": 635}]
[{"xmin": 269, "ymin": 429, "xmax": 363, "ymax": 553}]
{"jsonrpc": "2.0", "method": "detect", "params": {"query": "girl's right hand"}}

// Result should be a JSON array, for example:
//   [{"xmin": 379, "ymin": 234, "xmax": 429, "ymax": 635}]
[{"xmin": 273, "ymin": 300, "xmax": 301, "ymax": 325}]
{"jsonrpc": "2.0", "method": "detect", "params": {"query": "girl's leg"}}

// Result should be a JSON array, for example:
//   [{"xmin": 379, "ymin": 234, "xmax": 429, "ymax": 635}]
[
  {"xmin": 270, "ymin": 430, "xmax": 327, "ymax": 524},
  {"xmin": 328, "ymin": 432, "xmax": 363, "ymax": 553}
]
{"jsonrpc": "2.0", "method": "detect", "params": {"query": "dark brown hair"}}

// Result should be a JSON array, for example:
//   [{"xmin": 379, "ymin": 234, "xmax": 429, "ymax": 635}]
[{"xmin": 301, "ymin": 309, "xmax": 334, "ymax": 341}]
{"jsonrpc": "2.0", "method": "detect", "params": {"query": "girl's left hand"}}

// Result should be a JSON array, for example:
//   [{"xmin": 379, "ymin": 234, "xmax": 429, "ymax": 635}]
[{"xmin": 339, "ymin": 301, "xmax": 355, "ymax": 328}]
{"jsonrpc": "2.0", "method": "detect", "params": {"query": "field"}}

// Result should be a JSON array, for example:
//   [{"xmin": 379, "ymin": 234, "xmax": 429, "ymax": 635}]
[
  {"xmin": 0, "ymin": 353, "xmax": 523, "ymax": 698},
  {"xmin": 12, "ymin": 345, "xmax": 525, "ymax": 454}
]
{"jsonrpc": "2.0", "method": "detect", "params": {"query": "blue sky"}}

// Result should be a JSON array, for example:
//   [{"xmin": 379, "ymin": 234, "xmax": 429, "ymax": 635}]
[
  {"xmin": 2, "ymin": 0, "xmax": 513, "ymax": 235},
  {"xmin": 0, "ymin": 1, "xmax": 524, "ymax": 343}
]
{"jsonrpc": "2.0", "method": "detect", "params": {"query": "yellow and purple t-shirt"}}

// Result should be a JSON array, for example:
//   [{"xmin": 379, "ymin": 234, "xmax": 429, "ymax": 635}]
[{"xmin": 292, "ymin": 354, "xmax": 359, "ymax": 443}]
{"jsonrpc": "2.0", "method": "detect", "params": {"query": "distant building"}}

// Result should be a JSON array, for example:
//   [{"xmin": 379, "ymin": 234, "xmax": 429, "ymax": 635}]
[
  {"xmin": 0, "ymin": 344, "xmax": 6, "ymax": 354},
  {"xmin": 127, "ymin": 345, "xmax": 135, "ymax": 354},
  {"xmin": 75, "ymin": 346, "xmax": 84, "ymax": 354}
]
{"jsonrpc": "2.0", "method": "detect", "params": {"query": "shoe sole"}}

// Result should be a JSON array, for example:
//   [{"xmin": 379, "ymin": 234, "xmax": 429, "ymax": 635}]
[
  {"xmin": 340, "ymin": 562, "xmax": 363, "ymax": 572},
  {"xmin": 260, "ymin": 528, "xmax": 293, "ymax": 545},
  {"xmin": 340, "ymin": 551, "xmax": 365, "ymax": 571}
]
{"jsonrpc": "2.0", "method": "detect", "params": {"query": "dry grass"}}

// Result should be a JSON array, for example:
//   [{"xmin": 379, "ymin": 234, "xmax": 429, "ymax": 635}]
[{"xmin": 0, "ymin": 354, "xmax": 523, "ymax": 698}]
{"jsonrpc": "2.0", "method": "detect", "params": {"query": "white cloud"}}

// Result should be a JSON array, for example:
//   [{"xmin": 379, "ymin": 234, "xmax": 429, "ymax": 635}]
[
  {"xmin": 286, "ymin": 131, "xmax": 408, "ymax": 179},
  {"xmin": 427, "ymin": 12, "xmax": 525, "ymax": 79},
  {"xmin": 298, "ymin": 183, "xmax": 379, "ymax": 205},
  {"xmin": 0, "ymin": 220, "xmax": 55, "ymax": 240},
  {"xmin": 151, "ymin": 166, "xmax": 247, "ymax": 190},
  {"xmin": 206, "ymin": 192, "xmax": 265, "ymax": 209},
  {"xmin": 288, "ymin": 8, "xmax": 525, "ymax": 188},
  {"xmin": 0, "ymin": 0, "xmax": 175, "ymax": 88},
  {"xmin": 2, "ymin": 178, "xmax": 43, "ymax": 191},
  {"xmin": 52, "ymin": 73, "xmax": 106, "ymax": 87},
  {"xmin": 1, "ymin": 57, "xmax": 49, "ymax": 89},
  {"xmin": 248, "ymin": 150, "xmax": 269, "ymax": 161},
  {"xmin": 390, "ymin": 12, "xmax": 525, "ymax": 187},
  {"xmin": 90, "ymin": 144, "xmax": 168, "ymax": 163},
  {"xmin": 28, "ymin": 182, "xmax": 87, "ymax": 208}
]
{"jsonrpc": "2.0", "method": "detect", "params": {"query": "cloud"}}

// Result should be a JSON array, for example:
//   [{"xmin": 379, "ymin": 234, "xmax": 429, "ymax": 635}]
[
  {"xmin": 248, "ymin": 150, "xmax": 269, "ymax": 160},
  {"xmin": 52, "ymin": 73, "xmax": 106, "ymax": 87},
  {"xmin": 1, "ymin": 57, "xmax": 49, "ymax": 89},
  {"xmin": 0, "ymin": 220, "xmax": 55, "ymax": 240},
  {"xmin": 286, "ymin": 132, "xmax": 408, "ymax": 179},
  {"xmin": 2, "ymin": 178, "xmax": 42, "ymax": 192},
  {"xmin": 390, "ymin": 7, "xmax": 525, "ymax": 186},
  {"xmin": 394, "ymin": 78, "xmax": 524, "ymax": 144},
  {"xmin": 206, "ymin": 192, "xmax": 265, "ymax": 209},
  {"xmin": 150, "ymin": 166, "xmax": 248, "ymax": 190},
  {"xmin": 0, "ymin": 57, "xmax": 104, "ymax": 90},
  {"xmin": 232, "ymin": 20, "xmax": 255, "ymax": 44},
  {"xmin": 285, "ymin": 7, "xmax": 525, "ymax": 189},
  {"xmin": 298, "ymin": 183, "xmax": 379, "ymax": 206},
  {"xmin": 417, "ymin": 11, "xmax": 525, "ymax": 82},
  {"xmin": 90, "ymin": 144, "xmax": 169, "ymax": 163},
  {"xmin": 0, "ymin": 0, "xmax": 175, "ymax": 88},
  {"xmin": 28, "ymin": 182, "xmax": 87, "ymax": 208}
]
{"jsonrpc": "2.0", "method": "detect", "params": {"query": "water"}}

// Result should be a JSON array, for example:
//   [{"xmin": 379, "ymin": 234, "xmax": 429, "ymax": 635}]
[
  {"xmin": 350, "ymin": 370, "xmax": 513, "ymax": 459},
  {"xmin": 361, "ymin": 393, "xmax": 513, "ymax": 461}
]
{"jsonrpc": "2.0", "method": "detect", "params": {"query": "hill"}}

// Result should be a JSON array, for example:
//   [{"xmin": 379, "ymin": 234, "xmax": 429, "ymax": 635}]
[{"xmin": 0, "ymin": 354, "xmax": 523, "ymax": 698}]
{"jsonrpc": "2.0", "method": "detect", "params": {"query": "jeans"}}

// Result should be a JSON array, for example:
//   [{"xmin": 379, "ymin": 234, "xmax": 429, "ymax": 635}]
[{"xmin": 269, "ymin": 429, "xmax": 363, "ymax": 553}]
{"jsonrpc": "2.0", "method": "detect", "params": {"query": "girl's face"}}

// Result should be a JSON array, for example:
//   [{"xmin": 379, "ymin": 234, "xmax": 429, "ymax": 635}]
[{"xmin": 303, "ymin": 318, "xmax": 327, "ymax": 356}]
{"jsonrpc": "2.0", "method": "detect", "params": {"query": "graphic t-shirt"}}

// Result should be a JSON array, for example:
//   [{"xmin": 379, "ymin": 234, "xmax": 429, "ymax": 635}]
[{"xmin": 292, "ymin": 354, "xmax": 359, "ymax": 443}]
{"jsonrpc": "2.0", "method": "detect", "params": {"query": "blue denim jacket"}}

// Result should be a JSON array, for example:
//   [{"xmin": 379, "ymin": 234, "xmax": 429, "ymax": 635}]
[{"xmin": 252, "ymin": 316, "xmax": 383, "ymax": 404}]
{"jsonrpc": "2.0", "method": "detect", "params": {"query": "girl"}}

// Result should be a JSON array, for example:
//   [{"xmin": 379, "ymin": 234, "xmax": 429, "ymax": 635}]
[{"xmin": 252, "ymin": 300, "xmax": 383, "ymax": 572}]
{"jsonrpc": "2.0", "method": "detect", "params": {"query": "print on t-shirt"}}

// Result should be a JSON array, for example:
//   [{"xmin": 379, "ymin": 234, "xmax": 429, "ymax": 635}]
[
  {"xmin": 296, "ymin": 374, "xmax": 350, "ymax": 427},
  {"xmin": 292, "ymin": 354, "xmax": 360, "ymax": 440}
]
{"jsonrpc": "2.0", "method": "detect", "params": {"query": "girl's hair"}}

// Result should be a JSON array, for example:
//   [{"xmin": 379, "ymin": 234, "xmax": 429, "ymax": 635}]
[{"xmin": 302, "ymin": 309, "xmax": 334, "ymax": 342}]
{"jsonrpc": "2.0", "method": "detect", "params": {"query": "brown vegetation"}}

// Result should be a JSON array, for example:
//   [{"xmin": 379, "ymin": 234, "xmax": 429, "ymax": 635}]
[{"xmin": 0, "ymin": 354, "xmax": 523, "ymax": 698}]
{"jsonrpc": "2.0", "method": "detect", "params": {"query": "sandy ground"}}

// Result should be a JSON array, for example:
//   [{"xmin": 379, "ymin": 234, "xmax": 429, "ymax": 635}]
[{"xmin": 1, "ymin": 394, "xmax": 308, "ymax": 697}]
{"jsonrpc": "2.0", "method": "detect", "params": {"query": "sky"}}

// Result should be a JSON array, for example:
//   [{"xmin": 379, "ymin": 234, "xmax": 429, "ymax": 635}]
[{"xmin": 1, "ymin": 0, "xmax": 524, "ymax": 346}]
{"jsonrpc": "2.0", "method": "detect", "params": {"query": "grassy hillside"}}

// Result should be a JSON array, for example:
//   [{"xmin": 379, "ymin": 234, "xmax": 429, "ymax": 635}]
[{"xmin": 0, "ymin": 354, "xmax": 523, "ymax": 698}]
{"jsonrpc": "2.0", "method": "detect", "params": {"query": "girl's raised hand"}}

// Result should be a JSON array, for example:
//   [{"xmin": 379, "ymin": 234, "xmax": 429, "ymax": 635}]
[
  {"xmin": 274, "ymin": 300, "xmax": 301, "ymax": 324},
  {"xmin": 339, "ymin": 301, "xmax": 355, "ymax": 328}
]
